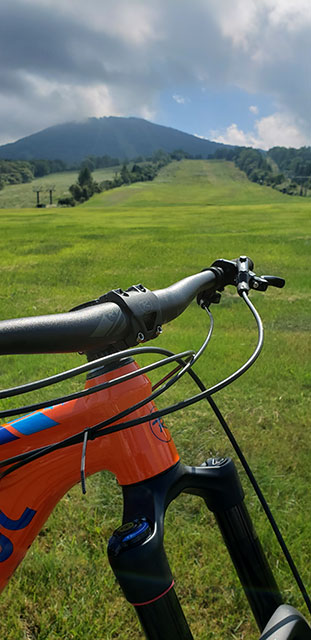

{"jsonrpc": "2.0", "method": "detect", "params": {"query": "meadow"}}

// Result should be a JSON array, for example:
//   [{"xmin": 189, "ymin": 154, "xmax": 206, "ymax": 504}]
[
  {"xmin": 0, "ymin": 166, "xmax": 119, "ymax": 209},
  {"xmin": 0, "ymin": 159, "xmax": 310, "ymax": 639}
]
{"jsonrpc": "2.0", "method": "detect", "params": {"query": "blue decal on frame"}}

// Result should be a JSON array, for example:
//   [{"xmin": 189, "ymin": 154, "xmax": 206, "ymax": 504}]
[
  {"xmin": 0, "ymin": 507, "xmax": 36, "ymax": 531},
  {"xmin": 149, "ymin": 408, "xmax": 171, "ymax": 443},
  {"xmin": 0, "ymin": 427, "xmax": 19, "ymax": 445},
  {"xmin": 0, "ymin": 507, "xmax": 37, "ymax": 562},
  {"xmin": 0, "ymin": 534, "xmax": 13, "ymax": 562},
  {"xmin": 9, "ymin": 412, "xmax": 59, "ymax": 435}
]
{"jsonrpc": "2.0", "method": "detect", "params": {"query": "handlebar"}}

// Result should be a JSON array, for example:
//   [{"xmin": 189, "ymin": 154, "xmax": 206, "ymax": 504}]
[{"xmin": 0, "ymin": 257, "xmax": 284, "ymax": 356}]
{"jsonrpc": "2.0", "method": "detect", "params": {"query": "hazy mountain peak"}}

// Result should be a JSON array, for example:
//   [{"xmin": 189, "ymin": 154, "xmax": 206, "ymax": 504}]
[{"xmin": 0, "ymin": 116, "xmax": 231, "ymax": 163}]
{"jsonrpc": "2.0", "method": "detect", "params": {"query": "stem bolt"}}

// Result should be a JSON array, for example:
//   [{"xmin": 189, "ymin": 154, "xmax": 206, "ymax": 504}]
[{"xmin": 136, "ymin": 332, "xmax": 145, "ymax": 343}]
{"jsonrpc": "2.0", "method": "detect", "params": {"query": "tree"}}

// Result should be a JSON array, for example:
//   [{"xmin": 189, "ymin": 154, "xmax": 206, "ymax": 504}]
[
  {"xmin": 67, "ymin": 166, "xmax": 100, "ymax": 205},
  {"xmin": 0, "ymin": 160, "xmax": 34, "ymax": 185},
  {"xmin": 120, "ymin": 163, "xmax": 131, "ymax": 184},
  {"xmin": 69, "ymin": 183, "xmax": 84, "ymax": 201},
  {"xmin": 31, "ymin": 159, "xmax": 50, "ymax": 177},
  {"xmin": 58, "ymin": 196, "xmax": 75, "ymax": 206},
  {"xmin": 78, "ymin": 166, "xmax": 93, "ymax": 188}
]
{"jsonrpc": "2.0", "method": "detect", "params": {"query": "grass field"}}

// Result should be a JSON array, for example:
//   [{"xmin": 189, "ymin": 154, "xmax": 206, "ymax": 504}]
[
  {"xmin": 0, "ymin": 166, "xmax": 119, "ymax": 209},
  {"xmin": 0, "ymin": 160, "xmax": 310, "ymax": 639}
]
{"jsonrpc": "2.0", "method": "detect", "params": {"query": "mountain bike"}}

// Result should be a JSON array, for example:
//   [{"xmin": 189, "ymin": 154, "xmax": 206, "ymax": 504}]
[{"xmin": 0, "ymin": 256, "xmax": 310, "ymax": 639}]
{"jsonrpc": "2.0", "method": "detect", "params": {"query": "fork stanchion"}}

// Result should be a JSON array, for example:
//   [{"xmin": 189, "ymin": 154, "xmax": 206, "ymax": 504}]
[
  {"xmin": 133, "ymin": 586, "xmax": 194, "ymax": 640},
  {"xmin": 197, "ymin": 459, "xmax": 283, "ymax": 632}
]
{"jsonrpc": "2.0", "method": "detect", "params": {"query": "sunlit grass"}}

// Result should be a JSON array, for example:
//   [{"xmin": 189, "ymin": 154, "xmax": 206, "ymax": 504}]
[{"xmin": 0, "ymin": 160, "xmax": 310, "ymax": 639}]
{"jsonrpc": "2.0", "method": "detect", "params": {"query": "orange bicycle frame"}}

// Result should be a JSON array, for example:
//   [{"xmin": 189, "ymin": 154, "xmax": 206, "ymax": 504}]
[{"xmin": 0, "ymin": 360, "xmax": 179, "ymax": 592}]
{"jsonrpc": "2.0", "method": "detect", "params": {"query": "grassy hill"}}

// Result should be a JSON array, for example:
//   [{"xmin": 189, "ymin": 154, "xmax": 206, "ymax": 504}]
[
  {"xmin": 0, "ymin": 158, "xmax": 292, "ymax": 209},
  {"xmin": 0, "ymin": 160, "xmax": 310, "ymax": 639},
  {"xmin": 0, "ymin": 116, "xmax": 231, "ymax": 163},
  {"xmin": 0, "ymin": 166, "xmax": 120, "ymax": 208}
]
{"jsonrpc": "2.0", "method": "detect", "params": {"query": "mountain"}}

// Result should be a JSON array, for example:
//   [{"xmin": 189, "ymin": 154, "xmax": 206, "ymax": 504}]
[{"xmin": 0, "ymin": 117, "xmax": 231, "ymax": 163}]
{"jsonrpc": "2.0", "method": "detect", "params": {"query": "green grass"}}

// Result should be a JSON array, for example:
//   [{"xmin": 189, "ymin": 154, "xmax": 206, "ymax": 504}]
[
  {"xmin": 0, "ymin": 167, "xmax": 120, "ymax": 208},
  {"xmin": 0, "ymin": 160, "xmax": 310, "ymax": 639}
]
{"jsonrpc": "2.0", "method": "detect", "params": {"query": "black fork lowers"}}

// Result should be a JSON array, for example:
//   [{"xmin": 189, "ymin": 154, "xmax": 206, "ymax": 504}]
[{"xmin": 107, "ymin": 458, "xmax": 282, "ymax": 639}]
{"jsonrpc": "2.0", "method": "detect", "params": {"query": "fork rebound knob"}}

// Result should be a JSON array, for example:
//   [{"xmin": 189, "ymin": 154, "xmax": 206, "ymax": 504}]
[{"xmin": 108, "ymin": 518, "xmax": 152, "ymax": 557}]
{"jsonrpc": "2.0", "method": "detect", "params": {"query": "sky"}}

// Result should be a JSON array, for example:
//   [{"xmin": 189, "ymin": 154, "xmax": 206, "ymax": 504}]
[{"xmin": 0, "ymin": 0, "xmax": 310, "ymax": 150}]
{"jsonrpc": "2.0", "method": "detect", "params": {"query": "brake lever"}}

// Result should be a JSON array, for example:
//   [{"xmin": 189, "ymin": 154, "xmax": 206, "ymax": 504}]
[
  {"xmin": 261, "ymin": 275, "xmax": 285, "ymax": 289},
  {"xmin": 249, "ymin": 274, "xmax": 285, "ymax": 292}
]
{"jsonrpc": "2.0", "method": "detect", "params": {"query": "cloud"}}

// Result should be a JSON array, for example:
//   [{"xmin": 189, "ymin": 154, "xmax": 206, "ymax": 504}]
[
  {"xmin": 0, "ymin": 0, "xmax": 310, "ymax": 146},
  {"xmin": 249, "ymin": 105, "xmax": 259, "ymax": 115},
  {"xmin": 255, "ymin": 112, "xmax": 307, "ymax": 148},
  {"xmin": 0, "ymin": 0, "xmax": 163, "ymax": 143},
  {"xmin": 210, "ymin": 123, "xmax": 259, "ymax": 148},
  {"xmin": 194, "ymin": 133, "xmax": 208, "ymax": 140},
  {"xmin": 173, "ymin": 95, "xmax": 187, "ymax": 104},
  {"xmin": 211, "ymin": 111, "xmax": 307, "ymax": 149}
]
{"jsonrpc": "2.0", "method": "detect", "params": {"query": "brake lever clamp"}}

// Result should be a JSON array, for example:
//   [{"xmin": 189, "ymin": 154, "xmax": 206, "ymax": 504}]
[
  {"xmin": 235, "ymin": 255, "xmax": 254, "ymax": 296},
  {"xmin": 249, "ymin": 274, "xmax": 269, "ymax": 292},
  {"xmin": 210, "ymin": 258, "xmax": 239, "ymax": 286},
  {"xmin": 197, "ymin": 256, "xmax": 253, "ymax": 306},
  {"xmin": 197, "ymin": 290, "xmax": 222, "ymax": 309},
  {"xmin": 211, "ymin": 256, "xmax": 255, "ymax": 296}
]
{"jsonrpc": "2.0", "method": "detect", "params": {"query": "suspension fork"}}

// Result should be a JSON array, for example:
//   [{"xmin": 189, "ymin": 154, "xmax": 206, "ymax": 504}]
[{"xmin": 107, "ymin": 458, "xmax": 283, "ymax": 639}]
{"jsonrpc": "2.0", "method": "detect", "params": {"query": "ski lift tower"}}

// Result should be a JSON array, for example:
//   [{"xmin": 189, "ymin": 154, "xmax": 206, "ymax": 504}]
[
  {"xmin": 32, "ymin": 186, "xmax": 43, "ymax": 207},
  {"xmin": 47, "ymin": 185, "xmax": 56, "ymax": 205}
]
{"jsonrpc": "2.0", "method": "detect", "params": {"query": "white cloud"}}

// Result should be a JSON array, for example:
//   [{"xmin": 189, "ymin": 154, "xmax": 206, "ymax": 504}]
[
  {"xmin": 255, "ymin": 112, "xmax": 307, "ymax": 148},
  {"xmin": 194, "ymin": 133, "xmax": 208, "ymax": 140},
  {"xmin": 172, "ymin": 94, "xmax": 186, "ymax": 104},
  {"xmin": 211, "ymin": 111, "xmax": 308, "ymax": 149},
  {"xmin": 212, "ymin": 0, "xmax": 311, "ymax": 45},
  {"xmin": 249, "ymin": 105, "xmax": 259, "ymax": 115},
  {"xmin": 263, "ymin": 0, "xmax": 311, "ymax": 30},
  {"xmin": 210, "ymin": 0, "xmax": 258, "ymax": 49},
  {"xmin": 210, "ymin": 123, "xmax": 259, "ymax": 147}
]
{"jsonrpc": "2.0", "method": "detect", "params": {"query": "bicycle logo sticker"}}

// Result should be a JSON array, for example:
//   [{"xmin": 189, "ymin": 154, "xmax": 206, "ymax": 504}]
[{"xmin": 149, "ymin": 407, "xmax": 171, "ymax": 443}]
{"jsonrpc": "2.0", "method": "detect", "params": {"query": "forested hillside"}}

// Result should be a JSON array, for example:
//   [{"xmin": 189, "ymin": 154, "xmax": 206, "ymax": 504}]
[
  {"xmin": 268, "ymin": 146, "xmax": 311, "ymax": 181},
  {"xmin": 214, "ymin": 145, "xmax": 311, "ymax": 196}
]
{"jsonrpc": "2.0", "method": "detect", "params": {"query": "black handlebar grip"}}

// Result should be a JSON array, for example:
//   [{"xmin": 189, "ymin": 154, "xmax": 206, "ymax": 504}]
[{"xmin": 153, "ymin": 269, "xmax": 221, "ymax": 323}]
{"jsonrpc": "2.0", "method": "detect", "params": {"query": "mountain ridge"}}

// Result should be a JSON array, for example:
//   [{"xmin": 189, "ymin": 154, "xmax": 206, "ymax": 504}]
[{"xmin": 0, "ymin": 116, "xmax": 232, "ymax": 163}]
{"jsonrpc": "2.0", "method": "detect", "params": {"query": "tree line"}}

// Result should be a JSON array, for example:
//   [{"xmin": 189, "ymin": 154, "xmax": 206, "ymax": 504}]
[
  {"xmin": 268, "ymin": 146, "xmax": 311, "ymax": 194},
  {"xmin": 0, "ymin": 155, "xmax": 120, "ymax": 190},
  {"xmin": 214, "ymin": 145, "xmax": 311, "ymax": 196}
]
